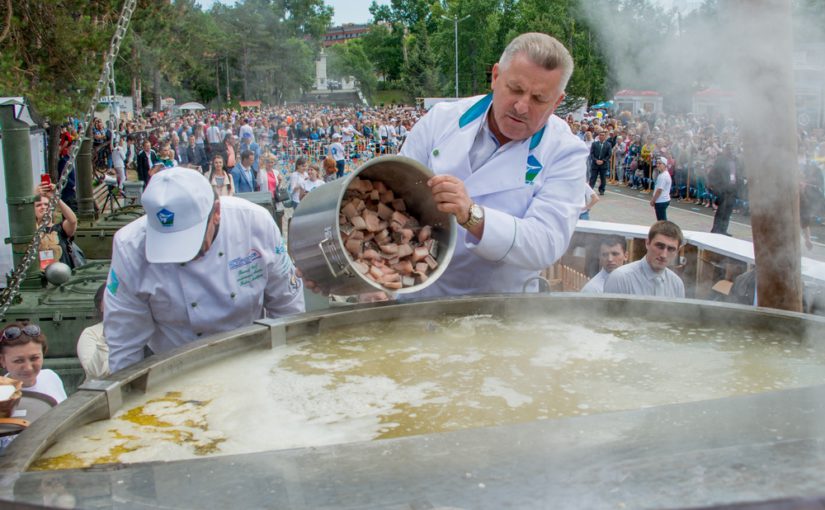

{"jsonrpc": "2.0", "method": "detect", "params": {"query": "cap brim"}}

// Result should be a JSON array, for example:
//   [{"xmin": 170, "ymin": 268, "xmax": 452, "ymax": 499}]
[{"xmin": 145, "ymin": 216, "xmax": 209, "ymax": 264}]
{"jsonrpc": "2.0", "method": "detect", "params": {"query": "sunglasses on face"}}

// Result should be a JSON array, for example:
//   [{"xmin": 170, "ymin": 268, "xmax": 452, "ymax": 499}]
[{"xmin": 1, "ymin": 325, "xmax": 41, "ymax": 341}]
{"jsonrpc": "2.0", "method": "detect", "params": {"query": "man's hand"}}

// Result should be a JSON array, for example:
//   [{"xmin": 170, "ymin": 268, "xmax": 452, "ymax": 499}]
[
  {"xmin": 427, "ymin": 175, "xmax": 472, "ymax": 225},
  {"xmin": 296, "ymin": 266, "xmax": 390, "ymax": 302},
  {"xmin": 295, "ymin": 267, "xmax": 323, "ymax": 294}
]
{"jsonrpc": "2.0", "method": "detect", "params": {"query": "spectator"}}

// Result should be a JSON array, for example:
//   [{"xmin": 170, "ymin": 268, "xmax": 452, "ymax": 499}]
[
  {"xmin": 708, "ymin": 144, "xmax": 744, "ymax": 236},
  {"xmin": 112, "ymin": 137, "xmax": 127, "ymax": 187},
  {"xmin": 581, "ymin": 235, "xmax": 628, "ymax": 293},
  {"xmin": 136, "ymin": 140, "xmax": 159, "ymax": 188},
  {"xmin": 206, "ymin": 118, "xmax": 222, "ymax": 156},
  {"xmin": 230, "ymin": 150, "xmax": 258, "ymax": 193},
  {"xmin": 589, "ymin": 130, "xmax": 612, "ymax": 195},
  {"xmin": 650, "ymin": 156, "xmax": 672, "ymax": 221},
  {"xmin": 239, "ymin": 132, "xmax": 261, "ymax": 172},
  {"xmin": 288, "ymin": 156, "xmax": 309, "ymax": 206},
  {"xmin": 257, "ymin": 153, "xmax": 280, "ymax": 200},
  {"xmin": 0, "ymin": 322, "xmax": 66, "ymax": 402},
  {"xmin": 222, "ymin": 133, "xmax": 236, "ymax": 169},
  {"xmin": 328, "ymin": 133, "xmax": 346, "ymax": 178},
  {"xmin": 302, "ymin": 165, "xmax": 325, "ymax": 194},
  {"xmin": 322, "ymin": 155, "xmax": 338, "ymax": 183},
  {"xmin": 208, "ymin": 154, "xmax": 235, "ymax": 197},
  {"xmin": 35, "ymin": 182, "xmax": 78, "ymax": 270},
  {"xmin": 77, "ymin": 284, "xmax": 109, "ymax": 381},
  {"xmin": 603, "ymin": 220, "xmax": 685, "ymax": 298},
  {"xmin": 580, "ymin": 183, "xmax": 599, "ymax": 220}
]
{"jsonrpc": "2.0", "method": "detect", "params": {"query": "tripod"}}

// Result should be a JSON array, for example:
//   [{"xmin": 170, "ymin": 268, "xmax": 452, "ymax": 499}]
[{"xmin": 102, "ymin": 183, "xmax": 122, "ymax": 213}]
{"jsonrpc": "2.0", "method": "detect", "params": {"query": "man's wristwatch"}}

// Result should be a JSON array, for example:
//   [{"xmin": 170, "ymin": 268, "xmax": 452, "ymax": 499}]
[{"xmin": 460, "ymin": 202, "xmax": 484, "ymax": 228}]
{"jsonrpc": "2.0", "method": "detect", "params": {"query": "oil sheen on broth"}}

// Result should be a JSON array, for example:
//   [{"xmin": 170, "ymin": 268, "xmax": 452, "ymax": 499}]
[{"xmin": 31, "ymin": 314, "xmax": 824, "ymax": 470}]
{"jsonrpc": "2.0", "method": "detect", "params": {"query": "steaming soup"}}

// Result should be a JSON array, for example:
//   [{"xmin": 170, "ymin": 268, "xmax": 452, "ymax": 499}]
[{"xmin": 31, "ymin": 314, "xmax": 825, "ymax": 470}]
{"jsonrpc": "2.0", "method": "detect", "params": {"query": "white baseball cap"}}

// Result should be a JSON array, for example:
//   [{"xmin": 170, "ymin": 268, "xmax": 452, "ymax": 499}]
[{"xmin": 142, "ymin": 167, "xmax": 215, "ymax": 263}]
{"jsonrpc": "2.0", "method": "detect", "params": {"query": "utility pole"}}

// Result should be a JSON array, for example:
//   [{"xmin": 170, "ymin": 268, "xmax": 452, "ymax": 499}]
[
  {"xmin": 226, "ymin": 55, "xmax": 231, "ymax": 102},
  {"xmin": 442, "ymin": 14, "xmax": 471, "ymax": 98}
]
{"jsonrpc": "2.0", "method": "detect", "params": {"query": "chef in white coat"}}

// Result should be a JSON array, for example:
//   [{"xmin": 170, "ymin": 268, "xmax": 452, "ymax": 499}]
[
  {"xmin": 399, "ymin": 32, "xmax": 588, "ymax": 298},
  {"xmin": 104, "ymin": 167, "xmax": 304, "ymax": 373}
]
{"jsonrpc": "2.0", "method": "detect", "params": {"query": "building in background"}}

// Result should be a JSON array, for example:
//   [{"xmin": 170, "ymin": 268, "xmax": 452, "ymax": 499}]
[
  {"xmin": 794, "ymin": 43, "xmax": 825, "ymax": 129},
  {"xmin": 692, "ymin": 88, "xmax": 735, "ymax": 119},
  {"xmin": 323, "ymin": 23, "xmax": 370, "ymax": 47},
  {"xmin": 613, "ymin": 90, "xmax": 664, "ymax": 116}
]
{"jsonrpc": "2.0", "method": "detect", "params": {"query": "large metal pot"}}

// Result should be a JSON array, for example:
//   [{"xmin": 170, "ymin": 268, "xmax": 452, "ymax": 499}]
[
  {"xmin": 4, "ymin": 295, "xmax": 825, "ymax": 509},
  {"xmin": 287, "ymin": 155, "xmax": 456, "ymax": 296}
]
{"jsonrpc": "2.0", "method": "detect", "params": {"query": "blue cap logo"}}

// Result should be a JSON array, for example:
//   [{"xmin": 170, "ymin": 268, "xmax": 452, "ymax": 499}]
[{"xmin": 157, "ymin": 208, "xmax": 175, "ymax": 227}]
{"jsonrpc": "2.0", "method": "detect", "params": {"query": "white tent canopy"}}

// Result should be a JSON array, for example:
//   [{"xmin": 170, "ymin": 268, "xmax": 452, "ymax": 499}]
[{"xmin": 179, "ymin": 102, "xmax": 206, "ymax": 110}]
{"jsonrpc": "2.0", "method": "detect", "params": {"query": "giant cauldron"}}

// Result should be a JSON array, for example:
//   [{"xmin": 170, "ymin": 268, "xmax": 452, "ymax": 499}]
[{"xmin": 2, "ymin": 295, "xmax": 825, "ymax": 509}]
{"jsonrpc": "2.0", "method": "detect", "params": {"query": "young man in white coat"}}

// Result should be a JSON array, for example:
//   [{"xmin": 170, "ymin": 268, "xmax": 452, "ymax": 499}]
[
  {"xmin": 399, "ymin": 32, "xmax": 588, "ymax": 298},
  {"xmin": 104, "ymin": 167, "xmax": 305, "ymax": 373}
]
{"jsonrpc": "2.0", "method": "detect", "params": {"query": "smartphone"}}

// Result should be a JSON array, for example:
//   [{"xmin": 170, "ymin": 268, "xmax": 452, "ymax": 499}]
[{"xmin": 40, "ymin": 174, "xmax": 51, "ymax": 186}]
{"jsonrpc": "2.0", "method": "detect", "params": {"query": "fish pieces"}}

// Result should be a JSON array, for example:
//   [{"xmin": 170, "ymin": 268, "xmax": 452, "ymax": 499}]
[{"xmin": 339, "ymin": 177, "xmax": 441, "ymax": 291}]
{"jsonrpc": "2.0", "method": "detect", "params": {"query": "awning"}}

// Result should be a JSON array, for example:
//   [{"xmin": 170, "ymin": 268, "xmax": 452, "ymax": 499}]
[{"xmin": 179, "ymin": 102, "xmax": 206, "ymax": 110}]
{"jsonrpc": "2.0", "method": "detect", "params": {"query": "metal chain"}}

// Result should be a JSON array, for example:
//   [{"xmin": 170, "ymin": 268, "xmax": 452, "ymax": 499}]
[{"xmin": 0, "ymin": 0, "xmax": 137, "ymax": 319}]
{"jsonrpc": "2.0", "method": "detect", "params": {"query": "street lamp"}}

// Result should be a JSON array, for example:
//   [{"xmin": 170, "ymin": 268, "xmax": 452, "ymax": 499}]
[{"xmin": 441, "ymin": 14, "xmax": 471, "ymax": 98}]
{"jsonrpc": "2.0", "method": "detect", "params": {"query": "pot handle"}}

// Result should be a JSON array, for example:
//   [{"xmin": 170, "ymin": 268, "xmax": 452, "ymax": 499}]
[{"xmin": 319, "ymin": 237, "xmax": 349, "ymax": 278}]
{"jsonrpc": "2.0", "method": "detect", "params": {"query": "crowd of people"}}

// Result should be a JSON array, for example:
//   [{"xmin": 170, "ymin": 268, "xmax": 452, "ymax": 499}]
[
  {"xmin": 57, "ymin": 103, "xmax": 424, "ymax": 215},
  {"xmin": 571, "ymin": 108, "xmax": 825, "ymax": 235}
]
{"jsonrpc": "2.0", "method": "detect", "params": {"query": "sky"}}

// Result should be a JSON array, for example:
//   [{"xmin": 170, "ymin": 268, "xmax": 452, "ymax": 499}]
[{"xmin": 195, "ymin": 0, "xmax": 390, "ymax": 26}]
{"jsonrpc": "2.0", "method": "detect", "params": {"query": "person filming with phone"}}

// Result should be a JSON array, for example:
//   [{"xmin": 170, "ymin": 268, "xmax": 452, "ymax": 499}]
[{"xmin": 34, "ymin": 175, "xmax": 78, "ymax": 270}]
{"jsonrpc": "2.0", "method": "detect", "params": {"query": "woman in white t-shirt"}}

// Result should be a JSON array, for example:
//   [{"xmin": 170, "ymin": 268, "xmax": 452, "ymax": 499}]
[
  {"xmin": 288, "ymin": 156, "xmax": 309, "ymax": 205},
  {"xmin": 302, "ymin": 166, "xmax": 325, "ymax": 194},
  {"xmin": 0, "ymin": 322, "xmax": 67, "ymax": 404}
]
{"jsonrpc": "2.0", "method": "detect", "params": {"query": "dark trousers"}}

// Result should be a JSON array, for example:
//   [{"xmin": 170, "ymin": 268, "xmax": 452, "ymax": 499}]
[
  {"xmin": 654, "ymin": 201, "xmax": 670, "ymax": 221},
  {"xmin": 589, "ymin": 166, "xmax": 609, "ymax": 194},
  {"xmin": 712, "ymin": 190, "xmax": 736, "ymax": 234},
  {"xmin": 336, "ymin": 160, "xmax": 346, "ymax": 178},
  {"xmin": 136, "ymin": 166, "xmax": 149, "ymax": 189}
]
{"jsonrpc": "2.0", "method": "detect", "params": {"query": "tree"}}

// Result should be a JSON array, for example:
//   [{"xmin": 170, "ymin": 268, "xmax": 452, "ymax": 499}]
[
  {"xmin": 360, "ymin": 23, "xmax": 404, "ymax": 82},
  {"xmin": 327, "ymin": 40, "xmax": 379, "ymax": 101},
  {"xmin": 402, "ymin": 21, "xmax": 440, "ymax": 100},
  {"xmin": 0, "ymin": 0, "xmax": 120, "ymax": 176}
]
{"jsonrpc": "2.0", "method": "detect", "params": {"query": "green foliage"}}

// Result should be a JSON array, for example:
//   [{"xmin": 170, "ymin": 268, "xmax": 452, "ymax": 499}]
[
  {"xmin": 1, "ymin": 0, "xmax": 333, "ymax": 122},
  {"xmin": 0, "ymin": 0, "xmax": 120, "ymax": 122},
  {"xmin": 360, "ymin": 24, "xmax": 404, "ymax": 82},
  {"xmin": 363, "ymin": 0, "xmax": 612, "ymax": 105},
  {"xmin": 327, "ymin": 40, "xmax": 379, "ymax": 101},
  {"xmin": 402, "ymin": 21, "xmax": 440, "ymax": 100}
]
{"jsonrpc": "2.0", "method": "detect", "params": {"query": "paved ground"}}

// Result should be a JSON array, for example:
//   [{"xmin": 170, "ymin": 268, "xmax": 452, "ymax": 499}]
[{"xmin": 589, "ymin": 181, "xmax": 825, "ymax": 263}]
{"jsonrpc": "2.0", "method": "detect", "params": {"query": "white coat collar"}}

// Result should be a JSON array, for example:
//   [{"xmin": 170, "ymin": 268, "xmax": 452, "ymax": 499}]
[{"xmin": 432, "ymin": 94, "xmax": 547, "ymax": 198}]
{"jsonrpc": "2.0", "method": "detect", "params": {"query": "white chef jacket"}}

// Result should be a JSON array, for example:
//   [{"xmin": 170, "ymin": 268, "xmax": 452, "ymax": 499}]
[
  {"xmin": 399, "ymin": 94, "xmax": 588, "ymax": 298},
  {"xmin": 105, "ymin": 196, "xmax": 305, "ymax": 372}
]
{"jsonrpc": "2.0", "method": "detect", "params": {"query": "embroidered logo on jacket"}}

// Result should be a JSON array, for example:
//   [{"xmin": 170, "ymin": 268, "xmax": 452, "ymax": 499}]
[
  {"xmin": 107, "ymin": 269, "xmax": 119, "ymax": 296},
  {"xmin": 229, "ymin": 249, "xmax": 264, "ymax": 287},
  {"xmin": 525, "ymin": 155, "xmax": 543, "ymax": 184},
  {"xmin": 228, "ymin": 249, "xmax": 262, "ymax": 270}
]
